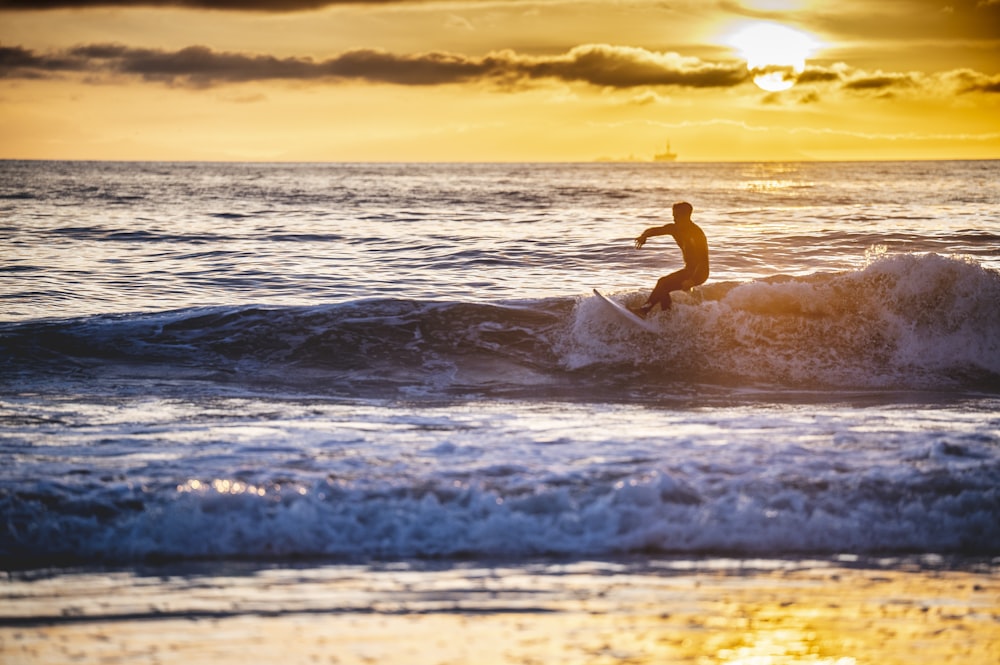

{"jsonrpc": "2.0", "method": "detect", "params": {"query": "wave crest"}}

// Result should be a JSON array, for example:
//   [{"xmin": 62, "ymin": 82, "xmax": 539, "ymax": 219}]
[{"xmin": 567, "ymin": 253, "xmax": 1000, "ymax": 390}]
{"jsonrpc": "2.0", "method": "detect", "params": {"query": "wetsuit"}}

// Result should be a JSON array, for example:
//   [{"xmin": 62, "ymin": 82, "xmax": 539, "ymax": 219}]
[{"xmin": 643, "ymin": 220, "xmax": 709, "ymax": 311}]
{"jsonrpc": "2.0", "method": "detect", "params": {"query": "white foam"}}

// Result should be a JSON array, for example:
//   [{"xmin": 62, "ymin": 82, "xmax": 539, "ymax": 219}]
[
  {"xmin": 565, "ymin": 253, "xmax": 1000, "ymax": 389},
  {"xmin": 4, "ymin": 396, "xmax": 997, "ymax": 565}
]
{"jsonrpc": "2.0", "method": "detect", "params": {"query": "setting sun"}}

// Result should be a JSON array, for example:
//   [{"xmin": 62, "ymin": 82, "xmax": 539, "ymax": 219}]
[{"xmin": 728, "ymin": 22, "xmax": 818, "ymax": 92}]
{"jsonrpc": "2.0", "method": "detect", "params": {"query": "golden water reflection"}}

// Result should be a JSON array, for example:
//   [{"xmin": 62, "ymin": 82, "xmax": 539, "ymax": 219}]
[{"xmin": 3, "ymin": 562, "xmax": 996, "ymax": 664}]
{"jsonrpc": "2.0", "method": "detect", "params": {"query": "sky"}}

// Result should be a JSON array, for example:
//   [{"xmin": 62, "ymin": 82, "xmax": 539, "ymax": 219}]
[{"xmin": 1, "ymin": 0, "xmax": 999, "ymax": 162}]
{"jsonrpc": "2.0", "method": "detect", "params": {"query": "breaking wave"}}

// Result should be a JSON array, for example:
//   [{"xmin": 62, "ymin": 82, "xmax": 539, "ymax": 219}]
[
  {"xmin": 4, "ymin": 450, "xmax": 998, "ymax": 566},
  {"xmin": 2, "ymin": 253, "xmax": 998, "ymax": 397}
]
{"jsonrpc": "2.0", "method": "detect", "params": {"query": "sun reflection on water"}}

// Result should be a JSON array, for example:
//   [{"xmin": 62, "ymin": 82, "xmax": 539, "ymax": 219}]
[
  {"xmin": 715, "ymin": 626, "xmax": 859, "ymax": 665},
  {"xmin": 177, "ymin": 478, "xmax": 273, "ymax": 497}
]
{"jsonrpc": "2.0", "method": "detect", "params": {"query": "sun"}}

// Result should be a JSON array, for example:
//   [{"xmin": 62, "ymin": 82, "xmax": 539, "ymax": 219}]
[{"xmin": 728, "ymin": 22, "xmax": 818, "ymax": 92}]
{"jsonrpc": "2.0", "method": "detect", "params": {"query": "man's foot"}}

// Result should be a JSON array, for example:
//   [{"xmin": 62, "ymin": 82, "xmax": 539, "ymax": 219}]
[{"xmin": 629, "ymin": 303, "xmax": 653, "ymax": 319}]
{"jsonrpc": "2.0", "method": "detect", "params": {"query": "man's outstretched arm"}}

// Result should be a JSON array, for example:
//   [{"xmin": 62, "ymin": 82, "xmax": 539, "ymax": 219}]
[{"xmin": 634, "ymin": 224, "xmax": 675, "ymax": 249}]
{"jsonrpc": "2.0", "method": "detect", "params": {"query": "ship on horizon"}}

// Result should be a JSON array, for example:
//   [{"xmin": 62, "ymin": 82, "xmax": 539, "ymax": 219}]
[{"xmin": 653, "ymin": 140, "xmax": 677, "ymax": 162}]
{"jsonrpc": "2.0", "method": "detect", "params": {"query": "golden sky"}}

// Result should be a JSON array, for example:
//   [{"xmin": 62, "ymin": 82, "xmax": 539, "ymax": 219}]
[{"xmin": 1, "ymin": 0, "xmax": 999, "ymax": 161}]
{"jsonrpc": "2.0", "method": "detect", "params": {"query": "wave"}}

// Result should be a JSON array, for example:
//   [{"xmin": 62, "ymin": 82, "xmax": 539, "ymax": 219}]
[
  {"xmin": 3, "ymin": 437, "xmax": 997, "ymax": 566},
  {"xmin": 2, "ymin": 253, "xmax": 998, "ymax": 396},
  {"xmin": 566, "ymin": 251, "xmax": 1000, "ymax": 391},
  {"xmin": 46, "ymin": 224, "xmax": 349, "ymax": 245}
]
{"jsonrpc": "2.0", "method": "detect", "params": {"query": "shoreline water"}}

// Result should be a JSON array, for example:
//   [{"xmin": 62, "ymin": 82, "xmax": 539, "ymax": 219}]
[{"xmin": 3, "ymin": 556, "xmax": 998, "ymax": 664}]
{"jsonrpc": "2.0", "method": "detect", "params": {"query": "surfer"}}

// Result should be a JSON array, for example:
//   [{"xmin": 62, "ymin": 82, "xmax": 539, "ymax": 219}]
[{"xmin": 632, "ymin": 201, "xmax": 709, "ymax": 317}]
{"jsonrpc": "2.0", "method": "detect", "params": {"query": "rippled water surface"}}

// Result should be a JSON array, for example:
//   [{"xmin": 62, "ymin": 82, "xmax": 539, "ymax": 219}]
[{"xmin": 4, "ymin": 160, "xmax": 997, "ymax": 319}]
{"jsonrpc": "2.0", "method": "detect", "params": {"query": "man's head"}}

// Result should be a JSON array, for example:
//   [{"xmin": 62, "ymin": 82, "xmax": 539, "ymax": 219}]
[{"xmin": 672, "ymin": 201, "xmax": 693, "ymax": 221}]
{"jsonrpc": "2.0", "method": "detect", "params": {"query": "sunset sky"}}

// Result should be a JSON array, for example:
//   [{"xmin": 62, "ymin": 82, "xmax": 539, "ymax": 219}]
[{"xmin": 2, "ymin": 0, "xmax": 999, "ymax": 162}]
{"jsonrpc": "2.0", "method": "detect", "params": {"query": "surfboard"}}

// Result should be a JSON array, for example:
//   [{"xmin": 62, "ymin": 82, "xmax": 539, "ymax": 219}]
[{"xmin": 592, "ymin": 288, "xmax": 659, "ymax": 333}]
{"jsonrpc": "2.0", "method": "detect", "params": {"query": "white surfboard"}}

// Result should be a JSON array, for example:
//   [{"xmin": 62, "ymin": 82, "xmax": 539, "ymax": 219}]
[{"xmin": 592, "ymin": 289, "xmax": 659, "ymax": 333}]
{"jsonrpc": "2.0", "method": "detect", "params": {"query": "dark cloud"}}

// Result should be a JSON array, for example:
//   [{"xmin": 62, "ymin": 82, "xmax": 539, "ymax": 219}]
[
  {"xmin": 795, "ymin": 67, "xmax": 843, "ymax": 85},
  {"xmin": 793, "ymin": 65, "xmax": 924, "ymax": 93},
  {"xmin": 842, "ymin": 73, "xmax": 918, "ymax": 91},
  {"xmin": 4, "ymin": 42, "xmax": 997, "ymax": 98},
  {"xmin": 947, "ymin": 69, "xmax": 1000, "ymax": 93},
  {"xmin": 517, "ymin": 45, "xmax": 747, "ymax": 89},
  {"xmin": 0, "ymin": 0, "xmax": 379, "ymax": 10},
  {"xmin": 0, "ymin": 42, "xmax": 749, "ymax": 89},
  {"xmin": 0, "ymin": 44, "xmax": 89, "ymax": 75},
  {"xmin": 326, "ymin": 48, "xmax": 493, "ymax": 85},
  {"xmin": 966, "ymin": 78, "xmax": 1000, "ymax": 93}
]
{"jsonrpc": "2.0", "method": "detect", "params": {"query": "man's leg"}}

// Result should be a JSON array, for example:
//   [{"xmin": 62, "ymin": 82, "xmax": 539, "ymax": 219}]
[{"xmin": 637, "ymin": 269, "xmax": 686, "ymax": 316}]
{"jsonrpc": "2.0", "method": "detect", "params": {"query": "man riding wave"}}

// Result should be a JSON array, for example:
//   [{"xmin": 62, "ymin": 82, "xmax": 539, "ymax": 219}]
[{"xmin": 632, "ymin": 201, "xmax": 709, "ymax": 317}]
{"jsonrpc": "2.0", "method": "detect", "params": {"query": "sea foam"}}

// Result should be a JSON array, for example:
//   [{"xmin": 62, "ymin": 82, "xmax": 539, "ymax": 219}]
[{"xmin": 568, "ymin": 253, "xmax": 1000, "ymax": 390}]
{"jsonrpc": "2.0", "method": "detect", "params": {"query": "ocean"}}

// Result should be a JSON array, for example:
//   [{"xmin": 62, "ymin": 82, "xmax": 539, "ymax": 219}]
[{"xmin": 1, "ymin": 160, "xmax": 998, "ymax": 662}]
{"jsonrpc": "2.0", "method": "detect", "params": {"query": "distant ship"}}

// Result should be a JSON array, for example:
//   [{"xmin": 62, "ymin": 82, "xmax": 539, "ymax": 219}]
[{"xmin": 653, "ymin": 140, "xmax": 677, "ymax": 162}]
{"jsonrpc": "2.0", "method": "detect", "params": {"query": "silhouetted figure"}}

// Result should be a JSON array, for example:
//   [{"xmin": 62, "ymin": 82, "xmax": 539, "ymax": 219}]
[{"xmin": 632, "ymin": 201, "xmax": 709, "ymax": 316}]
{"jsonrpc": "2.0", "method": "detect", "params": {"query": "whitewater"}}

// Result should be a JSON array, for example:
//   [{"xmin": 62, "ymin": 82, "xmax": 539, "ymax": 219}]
[{"xmin": 1, "ymin": 160, "xmax": 998, "ymax": 573}]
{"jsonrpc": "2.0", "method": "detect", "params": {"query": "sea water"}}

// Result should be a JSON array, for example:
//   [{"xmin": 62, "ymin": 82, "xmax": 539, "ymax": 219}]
[{"xmin": 1, "ymin": 161, "xmax": 998, "ymax": 617}]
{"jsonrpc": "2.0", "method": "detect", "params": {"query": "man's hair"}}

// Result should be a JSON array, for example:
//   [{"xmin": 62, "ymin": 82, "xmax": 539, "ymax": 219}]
[{"xmin": 673, "ymin": 201, "xmax": 693, "ymax": 217}]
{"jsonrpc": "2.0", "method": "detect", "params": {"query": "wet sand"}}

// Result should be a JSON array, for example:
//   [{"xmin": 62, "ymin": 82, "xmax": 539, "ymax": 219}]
[{"xmin": 2, "ymin": 560, "xmax": 998, "ymax": 664}]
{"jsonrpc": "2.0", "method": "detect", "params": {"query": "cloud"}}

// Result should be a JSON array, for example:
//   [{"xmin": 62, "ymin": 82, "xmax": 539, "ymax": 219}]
[
  {"xmin": 0, "ymin": 0, "xmax": 368, "ymax": 10},
  {"xmin": 443, "ymin": 13, "xmax": 475, "ymax": 31},
  {"xmin": 792, "ymin": 63, "xmax": 1000, "ymax": 97},
  {"xmin": 0, "ymin": 42, "xmax": 749, "ymax": 89},
  {"xmin": 1, "ymin": 0, "xmax": 467, "ymax": 10},
  {"xmin": 516, "ymin": 45, "xmax": 747, "ymax": 89},
  {"xmin": 795, "ymin": 66, "xmax": 844, "ymax": 85},
  {"xmin": 945, "ymin": 68, "xmax": 1000, "ymax": 93},
  {"xmin": 0, "ymin": 44, "xmax": 89, "ymax": 76},
  {"xmin": 841, "ymin": 72, "xmax": 919, "ymax": 92},
  {"xmin": 4, "ymin": 42, "xmax": 997, "ymax": 100},
  {"xmin": 621, "ymin": 90, "xmax": 668, "ymax": 106}
]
